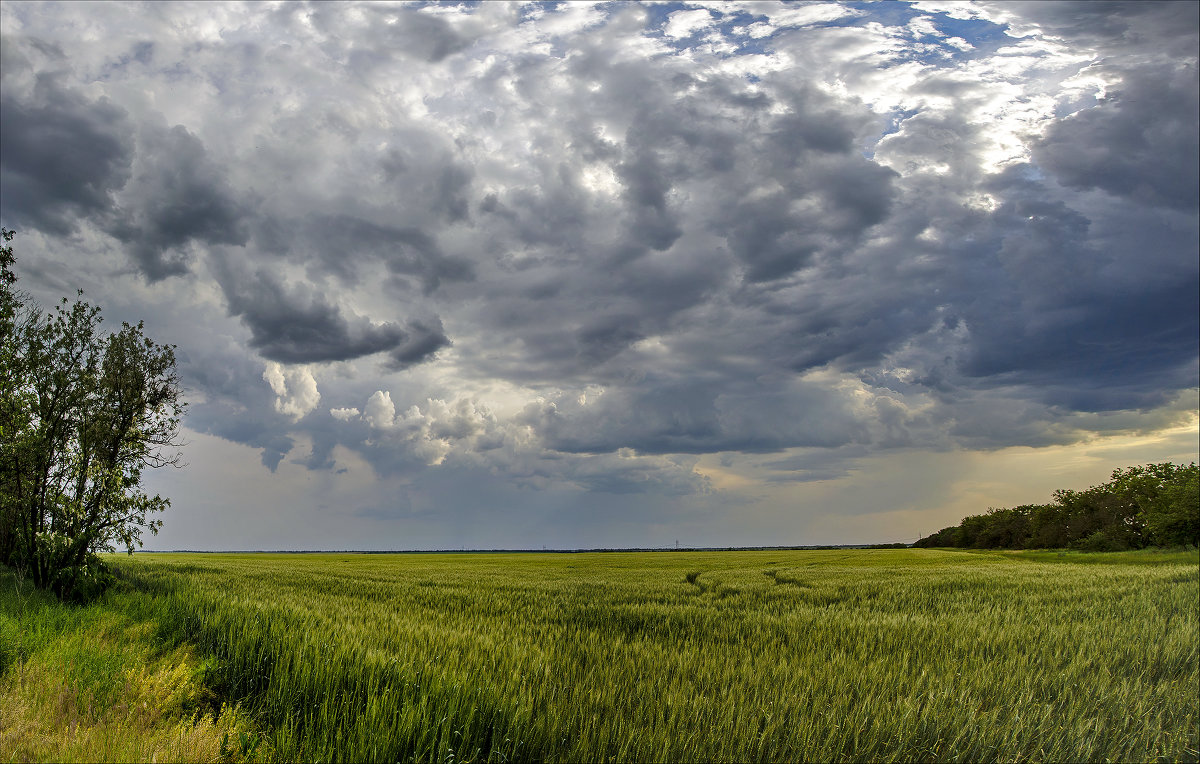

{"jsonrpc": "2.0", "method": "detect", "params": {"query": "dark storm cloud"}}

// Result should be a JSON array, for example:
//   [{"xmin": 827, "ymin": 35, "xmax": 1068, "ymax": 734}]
[
  {"xmin": 304, "ymin": 215, "xmax": 473, "ymax": 293},
  {"xmin": 0, "ymin": 36, "xmax": 248, "ymax": 281},
  {"xmin": 914, "ymin": 163, "xmax": 1200, "ymax": 413},
  {"xmin": 615, "ymin": 147, "xmax": 683, "ymax": 252},
  {"xmin": 0, "ymin": 41, "xmax": 133, "ymax": 235},
  {"xmin": 456, "ymin": 41, "xmax": 899, "ymax": 385},
  {"xmin": 524, "ymin": 377, "xmax": 871, "ymax": 456},
  {"xmin": 715, "ymin": 144, "xmax": 897, "ymax": 284},
  {"xmin": 961, "ymin": 275, "xmax": 1199, "ymax": 412},
  {"xmin": 211, "ymin": 255, "xmax": 450, "ymax": 366},
  {"xmin": 994, "ymin": 1, "xmax": 1200, "ymax": 59},
  {"xmin": 108, "ymin": 123, "xmax": 249, "ymax": 280},
  {"xmin": 451, "ymin": 0, "xmax": 1193, "ymax": 450},
  {"xmin": 1035, "ymin": 64, "xmax": 1199, "ymax": 211},
  {"xmin": 387, "ymin": 316, "xmax": 451, "ymax": 370},
  {"xmin": 613, "ymin": 72, "xmax": 895, "ymax": 280},
  {"xmin": 1, "ymin": 0, "xmax": 1195, "ymax": 503},
  {"xmin": 998, "ymin": 2, "xmax": 1199, "ymax": 210}
]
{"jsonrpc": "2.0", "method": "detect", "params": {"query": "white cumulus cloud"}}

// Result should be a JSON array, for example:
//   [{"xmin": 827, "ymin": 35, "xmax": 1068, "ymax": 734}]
[
  {"xmin": 664, "ymin": 9, "xmax": 714, "ymax": 40},
  {"xmin": 364, "ymin": 390, "xmax": 397, "ymax": 430},
  {"xmin": 263, "ymin": 362, "xmax": 320, "ymax": 421}
]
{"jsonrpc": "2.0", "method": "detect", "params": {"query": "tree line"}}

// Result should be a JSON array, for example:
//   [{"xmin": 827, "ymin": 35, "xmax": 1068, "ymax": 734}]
[
  {"xmin": 1, "ymin": 229, "xmax": 183, "ymax": 600},
  {"xmin": 914, "ymin": 462, "xmax": 1199, "ymax": 551}
]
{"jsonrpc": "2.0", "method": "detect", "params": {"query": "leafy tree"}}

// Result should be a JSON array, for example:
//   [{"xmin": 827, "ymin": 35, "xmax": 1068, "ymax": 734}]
[
  {"xmin": 1102, "ymin": 462, "xmax": 1197, "ymax": 547},
  {"xmin": 0, "ymin": 229, "xmax": 183, "ymax": 599},
  {"xmin": 1054, "ymin": 485, "xmax": 1145, "ymax": 551},
  {"xmin": 1139, "ymin": 464, "xmax": 1200, "ymax": 546},
  {"xmin": 976, "ymin": 506, "xmax": 1032, "ymax": 549},
  {"xmin": 912, "ymin": 525, "xmax": 960, "ymax": 548},
  {"xmin": 914, "ymin": 462, "xmax": 1198, "ymax": 551},
  {"xmin": 1027, "ymin": 501, "xmax": 1068, "ymax": 549}
]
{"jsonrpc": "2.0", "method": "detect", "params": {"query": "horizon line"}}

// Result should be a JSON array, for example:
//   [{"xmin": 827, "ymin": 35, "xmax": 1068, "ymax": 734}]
[{"xmin": 134, "ymin": 543, "xmax": 914, "ymax": 554}]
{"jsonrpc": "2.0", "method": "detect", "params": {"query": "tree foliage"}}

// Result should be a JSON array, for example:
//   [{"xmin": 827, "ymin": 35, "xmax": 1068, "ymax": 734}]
[
  {"xmin": 914, "ymin": 462, "xmax": 1200, "ymax": 551},
  {"xmin": 0, "ymin": 229, "xmax": 184, "ymax": 599}
]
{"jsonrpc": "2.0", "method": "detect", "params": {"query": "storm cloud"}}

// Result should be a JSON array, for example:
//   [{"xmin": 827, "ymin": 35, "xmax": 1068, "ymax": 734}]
[
  {"xmin": 108, "ymin": 123, "xmax": 249, "ymax": 280},
  {"xmin": 0, "ymin": 42, "xmax": 134, "ymax": 235},
  {"xmin": 211, "ymin": 254, "xmax": 451, "ymax": 366},
  {"xmin": 1, "ymin": 1, "xmax": 1195, "ymax": 549}
]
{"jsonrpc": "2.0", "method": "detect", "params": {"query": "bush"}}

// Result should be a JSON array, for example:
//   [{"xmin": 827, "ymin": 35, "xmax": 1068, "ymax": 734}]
[{"xmin": 1074, "ymin": 529, "xmax": 1130, "ymax": 553}]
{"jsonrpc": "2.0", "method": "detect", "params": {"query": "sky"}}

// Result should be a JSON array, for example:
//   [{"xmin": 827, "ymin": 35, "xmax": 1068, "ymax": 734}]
[{"xmin": 1, "ymin": 1, "xmax": 1197, "ymax": 551}]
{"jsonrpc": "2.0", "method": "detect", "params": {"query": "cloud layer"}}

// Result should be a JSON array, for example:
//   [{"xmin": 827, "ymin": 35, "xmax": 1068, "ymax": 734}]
[{"xmin": 1, "ymin": 1, "xmax": 1195, "ymax": 546}]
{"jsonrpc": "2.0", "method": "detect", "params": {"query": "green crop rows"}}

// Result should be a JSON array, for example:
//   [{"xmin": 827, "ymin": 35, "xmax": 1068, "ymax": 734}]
[
  {"xmin": 65, "ymin": 548, "xmax": 1192, "ymax": 763},
  {"xmin": 6, "ymin": 549, "xmax": 1192, "ymax": 762}
]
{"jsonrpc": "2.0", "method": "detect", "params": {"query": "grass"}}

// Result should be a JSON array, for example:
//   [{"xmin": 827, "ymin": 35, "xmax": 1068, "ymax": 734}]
[
  {"xmin": 0, "ymin": 568, "xmax": 262, "ymax": 763},
  {"xmin": 3, "ymin": 548, "xmax": 1197, "ymax": 762}
]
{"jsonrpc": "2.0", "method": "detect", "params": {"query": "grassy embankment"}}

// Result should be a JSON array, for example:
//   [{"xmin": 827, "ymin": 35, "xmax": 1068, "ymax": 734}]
[
  {"xmin": 2, "ymin": 547, "xmax": 1197, "ymax": 762},
  {"xmin": 0, "ymin": 566, "xmax": 261, "ymax": 762}
]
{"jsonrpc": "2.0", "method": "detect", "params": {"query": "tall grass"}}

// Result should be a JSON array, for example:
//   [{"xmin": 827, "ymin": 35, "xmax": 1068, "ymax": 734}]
[
  {"xmin": 96, "ymin": 548, "xmax": 1198, "ymax": 763},
  {"xmin": 0, "ymin": 568, "xmax": 259, "ymax": 763}
]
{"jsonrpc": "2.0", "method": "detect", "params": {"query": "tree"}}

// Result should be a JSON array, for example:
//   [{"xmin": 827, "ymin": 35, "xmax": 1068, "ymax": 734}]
[
  {"xmin": 976, "ymin": 506, "xmax": 1032, "ymax": 549},
  {"xmin": 1130, "ymin": 463, "xmax": 1200, "ymax": 547},
  {"xmin": 0, "ymin": 229, "xmax": 184, "ymax": 599},
  {"xmin": 1027, "ymin": 501, "xmax": 1068, "ymax": 549},
  {"xmin": 912, "ymin": 525, "xmax": 960, "ymax": 548},
  {"xmin": 913, "ymin": 462, "xmax": 1198, "ymax": 551},
  {"xmin": 1053, "ymin": 485, "xmax": 1146, "ymax": 551}
]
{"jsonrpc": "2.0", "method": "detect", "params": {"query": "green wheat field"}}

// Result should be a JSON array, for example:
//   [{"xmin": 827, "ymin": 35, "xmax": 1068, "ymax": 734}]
[{"xmin": 2, "ymin": 548, "xmax": 1198, "ymax": 763}]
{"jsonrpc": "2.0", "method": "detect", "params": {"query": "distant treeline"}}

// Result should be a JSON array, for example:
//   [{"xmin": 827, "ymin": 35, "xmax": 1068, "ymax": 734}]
[{"xmin": 914, "ymin": 462, "xmax": 1199, "ymax": 551}]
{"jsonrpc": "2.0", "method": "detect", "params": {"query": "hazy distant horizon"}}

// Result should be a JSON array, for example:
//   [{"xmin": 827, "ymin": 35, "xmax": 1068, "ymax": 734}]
[{"xmin": 135, "ymin": 543, "xmax": 904, "ymax": 554}]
